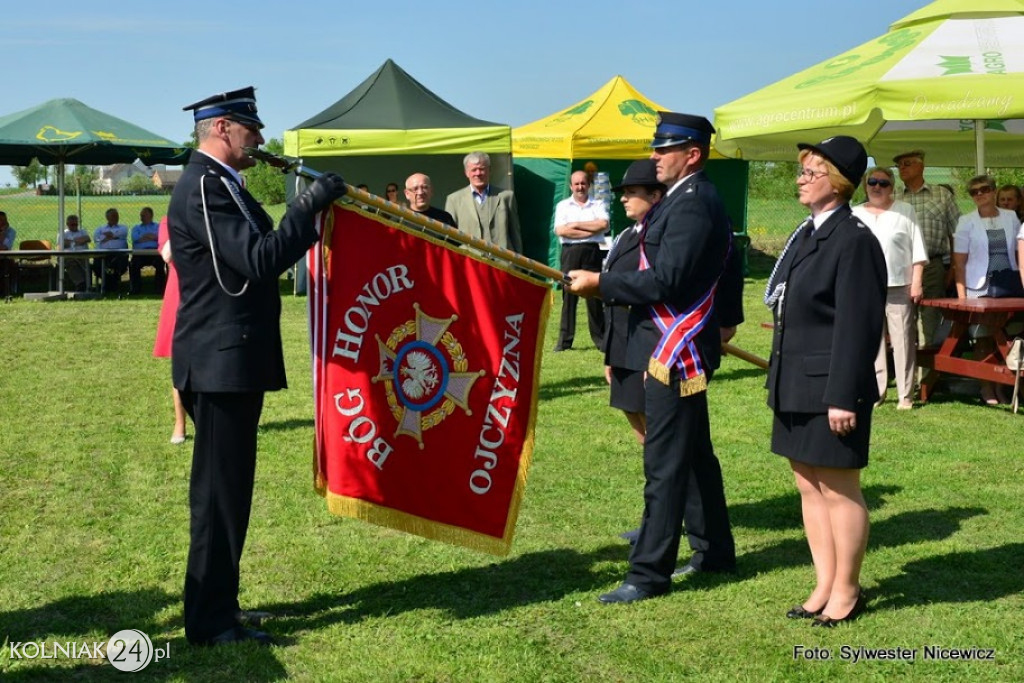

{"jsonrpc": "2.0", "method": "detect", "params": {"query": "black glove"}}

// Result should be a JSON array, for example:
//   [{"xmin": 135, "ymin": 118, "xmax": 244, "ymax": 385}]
[{"xmin": 295, "ymin": 172, "xmax": 347, "ymax": 216}]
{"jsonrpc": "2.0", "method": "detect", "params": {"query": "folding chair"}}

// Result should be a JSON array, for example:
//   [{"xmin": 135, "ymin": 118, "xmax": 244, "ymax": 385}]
[{"xmin": 15, "ymin": 240, "xmax": 56, "ymax": 293}]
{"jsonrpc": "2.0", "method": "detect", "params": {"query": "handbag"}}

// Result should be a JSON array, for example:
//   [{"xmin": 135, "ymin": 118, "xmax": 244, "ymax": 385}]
[
  {"xmin": 1007, "ymin": 337, "xmax": 1023, "ymax": 414},
  {"xmin": 985, "ymin": 269, "xmax": 1024, "ymax": 298}
]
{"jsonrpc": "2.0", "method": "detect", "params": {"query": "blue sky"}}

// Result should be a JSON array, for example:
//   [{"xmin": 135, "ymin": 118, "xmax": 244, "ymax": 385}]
[{"xmin": 0, "ymin": 0, "xmax": 925, "ymax": 187}]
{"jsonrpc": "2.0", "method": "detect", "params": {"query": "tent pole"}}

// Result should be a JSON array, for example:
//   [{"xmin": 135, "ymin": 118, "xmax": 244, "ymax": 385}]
[
  {"xmin": 56, "ymin": 161, "xmax": 66, "ymax": 294},
  {"xmin": 975, "ymin": 119, "xmax": 984, "ymax": 174}
]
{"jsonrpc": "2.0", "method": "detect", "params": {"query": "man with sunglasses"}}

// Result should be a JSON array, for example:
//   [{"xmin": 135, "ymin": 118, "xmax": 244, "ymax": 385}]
[
  {"xmin": 893, "ymin": 150, "xmax": 959, "ymax": 346},
  {"xmin": 169, "ymin": 86, "xmax": 346, "ymax": 647}
]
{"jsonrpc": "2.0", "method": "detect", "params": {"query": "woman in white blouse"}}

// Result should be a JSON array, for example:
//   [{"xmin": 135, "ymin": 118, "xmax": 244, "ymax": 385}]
[
  {"xmin": 852, "ymin": 167, "xmax": 927, "ymax": 410},
  {"xmin": 952, "ymin": 174, "xmax": 1024, "ymax": 404}
]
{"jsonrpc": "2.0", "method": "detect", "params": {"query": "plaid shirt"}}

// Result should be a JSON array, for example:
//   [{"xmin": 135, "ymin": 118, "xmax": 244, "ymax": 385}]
[{"xmin": 896, "ymin": 182, "xmax": 959, "ymax": 259}]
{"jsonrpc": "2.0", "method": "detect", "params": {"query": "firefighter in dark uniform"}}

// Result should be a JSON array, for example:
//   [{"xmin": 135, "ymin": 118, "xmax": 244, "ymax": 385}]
[
  {"xmin": 169, "ymin": 86, "xmax": 346, "ymax": 646},
  {"xmin": 568, "ymin": 113, "xmax": 735, "ymax": 603}
]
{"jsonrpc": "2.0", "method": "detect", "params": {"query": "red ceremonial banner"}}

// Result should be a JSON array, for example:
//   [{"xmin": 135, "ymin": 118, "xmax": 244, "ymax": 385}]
[{"xmin": 309, "ymin": 203, "xmax": 550, "ymax": 555}]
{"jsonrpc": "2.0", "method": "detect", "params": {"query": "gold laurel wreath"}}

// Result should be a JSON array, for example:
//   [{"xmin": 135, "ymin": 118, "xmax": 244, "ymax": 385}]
[{"xmin": 381, "ymin": 322, "xmax": 469, "ymax": 430}]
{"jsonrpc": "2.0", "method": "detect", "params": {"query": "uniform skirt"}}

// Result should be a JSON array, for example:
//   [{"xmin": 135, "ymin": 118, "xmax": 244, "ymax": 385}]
[
  {"xmin": 609, "ymin": 366, "xmax": 644, "ymax": 414},
  {"xmin": 771, "ymin": 409, "xmax": 872, "ymax": 469}
]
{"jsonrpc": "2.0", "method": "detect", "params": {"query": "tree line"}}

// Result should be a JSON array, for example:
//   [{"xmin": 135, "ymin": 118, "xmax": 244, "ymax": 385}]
[{"xmin": 10, "ymin": 138, "xmax": 288, "ymax": 205}]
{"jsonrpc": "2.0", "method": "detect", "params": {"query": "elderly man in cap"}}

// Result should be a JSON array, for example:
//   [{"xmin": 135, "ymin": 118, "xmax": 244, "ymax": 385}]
[
  {"xmin": 169, "ymin": 86, "xmax": 346, "ymax": 646},
  {"xmin": 569, "ymin": 112, "xmax": 736, "ymax": 603},
  {"xmin": 893, "ymin": 150, "xmax": 959, "ymax": 346}
]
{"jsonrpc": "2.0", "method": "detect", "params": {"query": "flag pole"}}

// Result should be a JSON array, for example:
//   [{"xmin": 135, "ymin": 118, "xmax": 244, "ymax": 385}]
[
  {"xmin": 245, "ymin": 147, "xmax": 568, "ymax": 286},
  {"xmin": 722, "ymin": 342, "xmax": 768, "ymax": 370}
]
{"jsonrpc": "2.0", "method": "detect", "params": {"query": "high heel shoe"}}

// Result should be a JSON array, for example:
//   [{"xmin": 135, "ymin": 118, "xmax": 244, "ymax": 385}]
[
  {"xmin": 786, "ymin": 604, "xmax": 823, "ymax": 619},
  {"xmin": 812, "ymin": 590, "xmax": 867, "ymax": 628}
]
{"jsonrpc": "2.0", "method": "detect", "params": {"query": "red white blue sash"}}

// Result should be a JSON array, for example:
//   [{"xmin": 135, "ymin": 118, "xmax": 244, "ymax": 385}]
[{"xmin": 639, "ymin": 217, "xmax": 725, "ymax": 397}]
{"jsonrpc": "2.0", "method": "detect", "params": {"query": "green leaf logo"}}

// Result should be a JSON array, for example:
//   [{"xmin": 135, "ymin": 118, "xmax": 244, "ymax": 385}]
[
  {"xmin": 548, "ymin": 100, "xmax": 595, "ymax": 125},
  {"xmin": 618, "ymin": 99, "xmax": 657, "ymax": 126},
  {"xmin": 938, "ymin": 55, "xmax": 974, "ymax": 76},
  {"xmin": 985, "ymin": 120, "xmax": 1008, "ymax": 132}
]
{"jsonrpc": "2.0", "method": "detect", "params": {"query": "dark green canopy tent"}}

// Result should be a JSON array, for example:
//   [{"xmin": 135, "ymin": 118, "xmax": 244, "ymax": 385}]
[{"xmin": 284, "ymin": 59, "xmax": 513, "ymax": 201}]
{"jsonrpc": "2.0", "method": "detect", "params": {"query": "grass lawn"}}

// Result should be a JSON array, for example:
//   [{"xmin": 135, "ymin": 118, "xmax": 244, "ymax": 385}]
[
  {"xmin": 0, "ymin": 196, "xmax": 288, "ymax": 246},
  {"xmin": 0, "ymin": 253, "xmax": 1021, "ymax": 682}
]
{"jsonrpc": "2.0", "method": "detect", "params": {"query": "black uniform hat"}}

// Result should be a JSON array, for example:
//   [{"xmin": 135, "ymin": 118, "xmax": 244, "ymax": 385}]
[
  {"xmin": 183, "ymin": 86, "xmax": 264, "ymax": 129},
  {"xmin": 651, "ymin": 112, "xmax": 715, "ymax": 149},
  {"xmin": 797, "ymin": 136, "xmax": 867, "ymax": 187},
  {"xmin": 613, "ymin": 159, "xmax": 667, "ymax": 193}
]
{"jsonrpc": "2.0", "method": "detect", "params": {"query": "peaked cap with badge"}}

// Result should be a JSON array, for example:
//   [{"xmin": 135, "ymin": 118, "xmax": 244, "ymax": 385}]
[
  {"xmin": 651, "ymin": 112, "xmax": 715, "ymax": 149},
  {"xmin": 183, "ymin": 86, "xmax": 264, "ymax": 129}
]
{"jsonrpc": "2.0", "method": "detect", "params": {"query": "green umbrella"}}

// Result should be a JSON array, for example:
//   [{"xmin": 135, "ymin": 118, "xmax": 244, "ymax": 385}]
[
  {"xmin": 0, "ymin": 97, "xmax": 189, "ymax": 293},
  {"xmin": 713, "ymin": 0, "xmax": 1024, "ymax": 170},
  {"xmin": 0, "ymin": 97, "xmax": 188, "ymax": 166}
]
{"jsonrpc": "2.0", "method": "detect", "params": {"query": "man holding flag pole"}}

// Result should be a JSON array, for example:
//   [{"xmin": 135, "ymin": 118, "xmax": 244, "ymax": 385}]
[
  {"xmin": 568, "ymin": 112, "xmax": 736, "ymax": 603},
  {"xmin": 169, "ymin": 86, "xmax": 346, "ymax": 646}
]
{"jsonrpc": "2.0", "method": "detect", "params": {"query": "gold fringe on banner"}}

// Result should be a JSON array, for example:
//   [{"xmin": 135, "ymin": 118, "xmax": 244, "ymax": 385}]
[{"xmin": 311, "ymin": 200, "xmax": 553, "ymax": 556}]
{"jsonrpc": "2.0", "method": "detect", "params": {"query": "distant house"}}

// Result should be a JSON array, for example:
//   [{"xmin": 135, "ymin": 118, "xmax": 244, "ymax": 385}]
[
  {"xmin": 152, "ymin": 169, "xmax": 182, "ymax": 191},
  {"xmin": 95, "ymin": 160, "xmax": 151, "ymax": 192}
]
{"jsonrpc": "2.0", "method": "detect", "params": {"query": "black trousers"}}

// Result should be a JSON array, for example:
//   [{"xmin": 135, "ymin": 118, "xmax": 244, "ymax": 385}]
[
  {"xmin": 557, "ymin": 242, "xmax": 605, "ymax": 349},
  {"xmin": 627, "ymin": 373, "xmax": 734, "ymax": 592},
  {"xmin": 179, "ymin": 389, "xmax": 264, "ymax": 644},
  {"xmin": 91, "ymin": 252, "xmax": 128, "ymax": 291},
  {"xmin": 129, "ymin": 254, "xmax": 167, "ymax": 294}
]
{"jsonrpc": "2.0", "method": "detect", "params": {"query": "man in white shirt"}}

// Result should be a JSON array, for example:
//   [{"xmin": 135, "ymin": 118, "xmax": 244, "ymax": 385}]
[
  {"xmin": 553, "ymin": 170, "xmax": 608, "ymax": 351},
  {"xmin": 61, "ymin": 214, "xmax": 91, "ymax": 290}
]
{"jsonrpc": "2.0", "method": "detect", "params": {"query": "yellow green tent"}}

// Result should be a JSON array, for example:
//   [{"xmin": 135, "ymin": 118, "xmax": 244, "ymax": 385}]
[
  {"xmin": 514, "ymin": 75, "xmax": 668, "ymax": 160},
  {"xmin": 512, "ymin": 76, "xmax": 747, "ymax": 268}
]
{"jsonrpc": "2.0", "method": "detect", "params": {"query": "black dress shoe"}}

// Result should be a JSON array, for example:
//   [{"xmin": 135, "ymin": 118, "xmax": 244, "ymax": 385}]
[
  {"xmin": 786, "ymin": 605, "xmax": 823, "ymax": 619},
  {"xmin": 597, "ymin": 582, "xmax": 668, "ymax": 604},
  {"xmin": 811, "ymin": 590, "xmax": 867, "ymax": 628},
  {"xmin": 205, "ymin": 625, "xmax": 276, "ymax": 647}
]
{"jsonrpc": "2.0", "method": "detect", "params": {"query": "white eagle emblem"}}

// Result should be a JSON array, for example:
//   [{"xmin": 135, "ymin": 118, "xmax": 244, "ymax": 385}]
[{"xmin": 400, "ymin": 350, "xmax": 439, "ymax": 399}]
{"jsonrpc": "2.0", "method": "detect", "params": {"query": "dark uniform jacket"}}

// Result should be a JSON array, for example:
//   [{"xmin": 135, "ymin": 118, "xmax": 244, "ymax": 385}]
[
  {"xmin": 601, "ymin": 226, "xmax": 641, "ymax": 368},
  {"xmin": 599, "ymin": 170, "xmax": 731, "ymax": 375},
  {"xmin": 766, "ymin": 204, "xmax": 887, "ymax": 414},
  {"xmin": 168, "ymin": 152, "xmax": 320, "ymax": 393}
]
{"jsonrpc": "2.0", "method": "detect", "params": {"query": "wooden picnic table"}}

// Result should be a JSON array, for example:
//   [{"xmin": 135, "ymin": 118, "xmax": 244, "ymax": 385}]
[{"xmin": 918, "ymin": 297, "xmax": 1024, "ymax": 403}]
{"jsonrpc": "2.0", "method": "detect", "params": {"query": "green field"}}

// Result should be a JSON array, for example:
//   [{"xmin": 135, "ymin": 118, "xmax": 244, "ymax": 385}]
[
  {"xmin": 6, "ymin": 195, "xmax": 831, "ymax": 256},
  {"xmin": 0, "ymin": 253, "xmax": 1020, "ymax": 681},
  {"xmin": 0, "ymin": 195, "xmax": 288, "ymax": 247}
]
